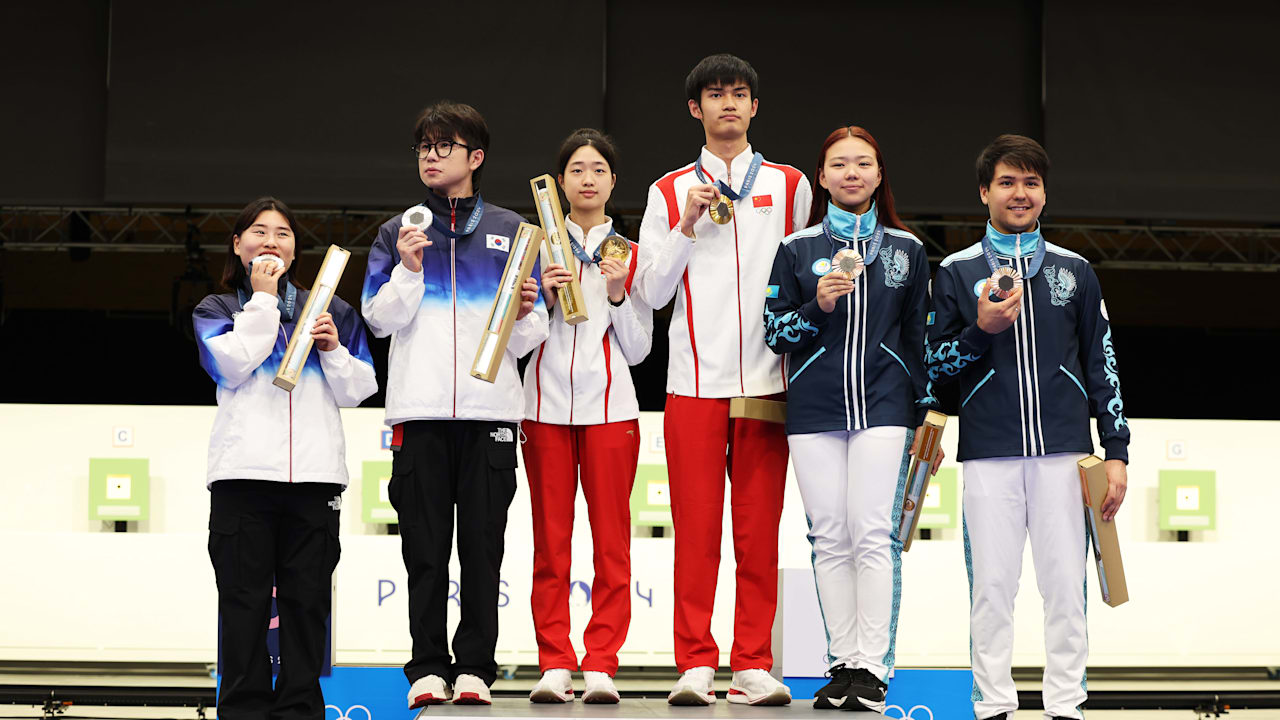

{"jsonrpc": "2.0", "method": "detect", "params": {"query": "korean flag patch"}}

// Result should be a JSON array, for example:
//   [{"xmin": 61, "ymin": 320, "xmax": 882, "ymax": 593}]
[{"xmin": 486, "ymin": 234, "xmax": 511, "ymax": 253}]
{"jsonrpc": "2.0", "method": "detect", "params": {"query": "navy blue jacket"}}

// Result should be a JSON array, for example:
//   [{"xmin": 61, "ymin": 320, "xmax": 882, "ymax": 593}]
[
  {"xmin": 925, "ymin": 223, "xmax": 1130, "ymax": 463},
  {"xmin": 764, "ymin": 203, "xmax": 936, "ymax": 435}
]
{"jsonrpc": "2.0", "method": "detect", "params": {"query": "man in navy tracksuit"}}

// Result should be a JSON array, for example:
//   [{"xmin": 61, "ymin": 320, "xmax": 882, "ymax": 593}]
[{"xmin": 925, "ymin": 135, "xmax": 1129, "ymax": 720}]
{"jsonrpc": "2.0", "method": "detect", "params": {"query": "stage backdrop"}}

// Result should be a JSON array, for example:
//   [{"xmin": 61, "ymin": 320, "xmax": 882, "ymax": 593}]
[{"xmin": 0, "ymin": 404, "xmax": 1276, "ymax": 670}]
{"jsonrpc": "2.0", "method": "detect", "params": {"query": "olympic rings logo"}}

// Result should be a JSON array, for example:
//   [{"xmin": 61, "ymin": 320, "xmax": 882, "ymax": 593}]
[
  {"xmin": 884, "ymin": 704, "xmax": 935, "ymax": 720},
  {"xmin": 325, "ymin": 704, "xmax": 373, "ymax": 720}
]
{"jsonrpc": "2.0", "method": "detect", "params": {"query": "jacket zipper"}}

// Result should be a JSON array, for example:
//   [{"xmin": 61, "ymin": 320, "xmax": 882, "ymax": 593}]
[
  {"xmin": 727, "ymin": 163, "xmax": 745, "ymax": 396},
  {"xmin": 280, "ymin": 326, "xmax": 293, "ymax": 482},
  {"xmin": 568, "ymin": 262, "xmax": 583, "ymax": 423},
  {"xmin": 450, "ymin": 198, "xmax": 459, "ymax": 418},
  {"xmin": 843, "ymin": 215, "xmax": 862, "ymax": 431}
]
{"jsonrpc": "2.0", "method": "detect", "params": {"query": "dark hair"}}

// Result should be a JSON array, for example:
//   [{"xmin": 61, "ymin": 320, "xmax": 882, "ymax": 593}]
[
  {"xmin": 556, "ymin": 128, "xmax": 619, "ymax": 176},
  {"xmin": 685, "ymin": 53, "xmax": 759, "ymax": 104},
  {"xmin": 807, "ymin": 126, "xmax": 907, "ymax": 232},
  {"xmin": 220, "ymin": 197, "xmax": 302, "ymax": 292},
  {"xmin": 976, "ymin": 134, "xmax": 1050, "ymax": 189},
  {"xmin": 413, "ymin": 101, "xmax": 491, "ymax": 190}
]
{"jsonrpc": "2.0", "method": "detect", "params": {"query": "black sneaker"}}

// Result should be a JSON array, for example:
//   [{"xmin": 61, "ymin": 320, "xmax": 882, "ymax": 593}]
[
  {"xmin": 842, "ymin": 668, "xmax": 887, "ymax": 712},
  {"xmin": 813, "ymin": 664, "xmax": 856, "ymax": 709}
]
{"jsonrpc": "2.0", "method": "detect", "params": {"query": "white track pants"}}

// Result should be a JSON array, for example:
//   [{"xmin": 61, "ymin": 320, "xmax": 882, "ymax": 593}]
[
  {"xmin": 963, "ymin": 453, "xmax": 1090, "ymax": 720},
  {"xmin": 789, "ymin": 426, "xmax": 912, "ymax": 682}
]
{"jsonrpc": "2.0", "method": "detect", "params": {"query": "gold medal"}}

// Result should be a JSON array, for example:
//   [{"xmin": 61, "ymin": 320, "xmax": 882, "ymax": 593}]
[
  {"xmin": 989, "ymin": 267, "xmax": 1023, "ymax": 299},
  {"xmin": 708, "ymin": 197, "xmax": 734, "ymax": 225},
  {"xmin": 832, "ymin": 249, "xmax": 865, "ymax": 280},
  {"xmin": 600, "ymin": 235, "xmax": 630, "ymax": 262}
]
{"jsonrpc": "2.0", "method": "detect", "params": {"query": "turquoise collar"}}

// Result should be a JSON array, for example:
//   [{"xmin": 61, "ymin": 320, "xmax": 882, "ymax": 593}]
[
  {"xmin": 984, "ymin": 221, "xmax": 1041, "ymax": 257},
  {"xmin": 826, "ymin": 201, "xmax": 878, "ymax": 241}
]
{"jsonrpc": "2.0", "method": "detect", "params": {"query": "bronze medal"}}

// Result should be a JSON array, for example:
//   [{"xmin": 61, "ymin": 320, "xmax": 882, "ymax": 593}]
[
  {"xmin": 832, "ymin": 248, "xmax": 865, "ymax": 280},
  {"xmin": 989, "ymin": 266, "xmax": 1023, "ymax": 299},
  {"xmin": 600, "ymin": 235, "xmax": 630, "ymax": 262},
  {"xmin": 708, "ymin": 197, "xmax": 734, "ymax": 225}
]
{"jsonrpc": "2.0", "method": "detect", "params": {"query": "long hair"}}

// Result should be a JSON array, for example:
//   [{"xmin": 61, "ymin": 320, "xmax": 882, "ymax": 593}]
[
  {"xmin": 220, "ymin": 196, "xmax": 302, "ymax": 292},
  {"xmin": 806, "ymin": 126, "xmax": 907, "ymax": 232}
]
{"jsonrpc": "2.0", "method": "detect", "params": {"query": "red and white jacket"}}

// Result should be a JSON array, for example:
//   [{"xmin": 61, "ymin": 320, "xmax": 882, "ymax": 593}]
[
  {"xmin": 638, "ymin": 145, "xmax": 810, "ymax": 398},
  {"xmin": 523, "ymin": 217, "xmax": 653, "ymax": 425}
]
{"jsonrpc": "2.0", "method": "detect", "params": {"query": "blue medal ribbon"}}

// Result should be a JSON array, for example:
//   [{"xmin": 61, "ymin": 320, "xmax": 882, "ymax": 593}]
[
  {"xmin": 822, "ymin": 214, "xmax": 886, "ymax": 264},
  {"xmin": 567, "ymin": 222, "xmax": 614, "ymax": 267},
  {"xmin": 694, "ymin": 152, "xmax": 764, "ymax": 201},
  {"xmin": 981, "ymin": 222, "xmax": 1046, "ymax": 278},
  {"xmin": 238, "ymin": 280, "xmax": 297, "ymax": 321},
  {"xmin": 429, "ymin": 195, "xmax": 485, "ymax": 239}
]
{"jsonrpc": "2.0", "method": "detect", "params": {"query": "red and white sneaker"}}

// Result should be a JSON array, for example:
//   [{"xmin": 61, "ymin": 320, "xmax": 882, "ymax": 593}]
[
  {"xmin": 452, "ymin": 674, "xmax": 492, "ymax": 705},
  {"xmin": 529, "ymin": 668, "xmax": 574, "ymax": 703},
  {"xmin": 668, "ymin": 666, "xmax": 716, "ymax": 705},
  {"xmin": 407, "ymin": 675, "xmax": 450, "ymax": 709},
  {"xmin": 728, "ymin": 669, "xmax": 792, "ymax": 706}
]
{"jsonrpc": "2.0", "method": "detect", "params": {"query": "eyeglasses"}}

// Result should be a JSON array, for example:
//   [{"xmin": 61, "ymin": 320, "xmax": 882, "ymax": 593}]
[{"xmin": 412, "ymin": 140, "xmax": 475, "ymax": 159}]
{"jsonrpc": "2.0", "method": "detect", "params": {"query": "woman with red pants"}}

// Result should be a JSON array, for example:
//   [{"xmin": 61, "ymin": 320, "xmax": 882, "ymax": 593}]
[{"xmin": 521, "ymin": 128, "xmax": 653, "ymax": 704}]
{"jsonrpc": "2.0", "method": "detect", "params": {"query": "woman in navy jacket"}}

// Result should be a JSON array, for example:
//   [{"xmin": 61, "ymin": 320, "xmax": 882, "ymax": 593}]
[{"xmin": 763, "ymin": 127, "xmax": 940, "ymax": 712}]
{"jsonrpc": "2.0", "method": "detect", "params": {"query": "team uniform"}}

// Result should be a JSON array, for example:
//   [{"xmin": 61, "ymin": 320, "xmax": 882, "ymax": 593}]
[
  {"xmin": 361, "ymin": 191, "xmax": 549, "ymax": 704},
  {"xmin": 763, "ymin": 202, "xmax": 935, "ymax": 711},
  {"xmin": 521, "ymin": 216, "xmax": 653, "ymax": 680},
  {"xmin": 638, "ymin": 145, "xmax": 810, "ymax": 697},
  {"xmin": 194, "ymin": 279, "xmax": 377, "ymax": 720},
  {"xmin": 925, "ymin": 223, "xmax": 1130, "ymax": 720}
]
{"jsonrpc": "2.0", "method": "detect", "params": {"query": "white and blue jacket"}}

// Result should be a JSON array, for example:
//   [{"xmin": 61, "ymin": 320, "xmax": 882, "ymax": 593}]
[
  {"xmin": 764, "ymin": 202, "xmax": 936, "ymax": 435},
  {"xmin": 361, "ymin": 192, "xmax": 549, "ymax": 425},
  {"xmin": 925, "ymin": 223, "xmax": 1130, "ymax": 463},
  {"xmin": 194, "ymin": 280, "xmax": 377, "ymax": 487}
]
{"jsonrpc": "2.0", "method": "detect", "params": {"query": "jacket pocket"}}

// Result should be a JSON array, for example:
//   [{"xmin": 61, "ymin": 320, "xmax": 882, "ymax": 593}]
[
  {"xmin": 1058, "ymin": 365, "xmax": 1088, "ymax": 400},
  {"xmin": 961, "ymin": 368, "xmax": 996, "ymax": 408},
  {"xmin": 879, "ymin": 343, "xmax": 911, "ymax": 377},
  {"xmin": 788, "ymin": 346, "xmax": 827, "ymax": 384}
]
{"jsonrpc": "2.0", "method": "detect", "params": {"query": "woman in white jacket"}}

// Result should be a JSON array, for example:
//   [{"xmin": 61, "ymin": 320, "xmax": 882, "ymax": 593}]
[
  {"xmin": 523, "ymin": 130, "xmax": 653, "ymax": 705},
  {"xmin": 193, "ymin": 197, "xmax": 377, "ymax": 720}
]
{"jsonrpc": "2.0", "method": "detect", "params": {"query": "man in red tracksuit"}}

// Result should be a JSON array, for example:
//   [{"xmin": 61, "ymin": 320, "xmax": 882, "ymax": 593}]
[{"xmin": 637, "ymin": 53, "xmax": 810, "ymax": 706}]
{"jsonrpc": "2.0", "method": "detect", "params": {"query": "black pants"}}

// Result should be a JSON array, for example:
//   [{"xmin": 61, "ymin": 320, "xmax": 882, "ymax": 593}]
[
  {"xmin": 209, "ymin": 480, "xmax": 342, "ymax": 720},
  {"xmin": 389, "ymin": 420, "xmax": 518, "ymax": 686}
]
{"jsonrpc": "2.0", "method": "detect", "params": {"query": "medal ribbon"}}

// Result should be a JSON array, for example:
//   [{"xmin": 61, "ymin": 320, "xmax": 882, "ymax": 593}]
[
  {"xmin": 694, "ymin": 152, "xmax": 764, "ymax": 201},
  {"xmin": 429, "ymin": 195, "xmax": 485, "ymax": 239},
  {"xmin": 980, "ymin": 222, "xmax": 1045, "ymax": 278},
  {"xmin": 238, "ymin": 280, "xmax": 298, "ymax": 321},
  {"xmin": 822, "ymin": 214, "xmax": 886, "ymax": 265},
  {"xmin": 567, "ymin": 222, "xmax": 614, "ymax": 267}
]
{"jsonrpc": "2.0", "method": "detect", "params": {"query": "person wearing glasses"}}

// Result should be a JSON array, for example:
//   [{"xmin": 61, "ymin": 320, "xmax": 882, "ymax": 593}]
[
  {"xmin": 522, "ymin": 129, "xmax": 653, "ymax": 705},
  {"xmin": 361, "ymin": 101, "xmax": 549, "ymax": 708},
  {"xmin": 763, "ymin": 126, "xmax": 939, "ymax": 712}
]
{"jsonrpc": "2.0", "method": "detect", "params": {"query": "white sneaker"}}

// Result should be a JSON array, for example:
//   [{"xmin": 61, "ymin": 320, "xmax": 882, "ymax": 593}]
[
  {"xmin": 728, "ymin": 668, "xmax": 792, "ymax": 706},
  {"xmin": 529, "ymin": 668, "xmax": 574, "ymax": 703},
  {"xmin": 582, "ymin": 671, "xmax": 620, "ymax": 704},
  {"xmin": 668, "ymin": 666, "xmax": 716, "ymax": 705},
  {"xmin": 452, "ymin": 674, "xmax": 491, "ymax": 705},
  {"xmin": 406, "ymin": 674, "xmax": 450, "ymax": 709}
]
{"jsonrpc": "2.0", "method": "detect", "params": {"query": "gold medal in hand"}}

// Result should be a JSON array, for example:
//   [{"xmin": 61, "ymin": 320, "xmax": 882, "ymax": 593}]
[
  {"xmin": 708, "ymin": 195, "xmax": 734, "ymax": 225},
  {"xmin": 600, "ymin": 235, "xmax": 630, "ymax": 262}
]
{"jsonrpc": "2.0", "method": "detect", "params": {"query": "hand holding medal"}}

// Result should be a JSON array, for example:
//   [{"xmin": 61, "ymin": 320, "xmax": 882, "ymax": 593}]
[
  {"xmin": 396, "ymin": 204, "xmax": 433, "ymax": 273},
  {"xmin": 976, "ymin": 271, "xmax": 1024, "ymax": 334},
  {"xmin": 988, "ymin": 266, "xmax": 1022, "ymax": 299},
  {"xmin": 678, "ymin": 183, "xmax": 721, "ymax": 238}
]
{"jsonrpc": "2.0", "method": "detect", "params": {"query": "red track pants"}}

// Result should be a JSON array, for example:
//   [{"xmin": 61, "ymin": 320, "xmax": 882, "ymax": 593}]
[
  {"xmin": 664, "ymin": 394, "xmax": 789, "ymax": 672},
  {"xmin": 522, "ymin": 419, "xmax": 640, "ymax": 675}
]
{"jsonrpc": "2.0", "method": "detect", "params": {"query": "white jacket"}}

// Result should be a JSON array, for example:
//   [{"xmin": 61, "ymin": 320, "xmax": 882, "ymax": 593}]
[
  {"xmin": 639, "ymin": 145, "xmax": 811, "ymax": 398},
  {"xmin": 522, "ymin": 217, "xmax": 653, "ymax": 425},
  {"xmin": 194, "ymin": 287, "xmax": 378, "ymax": 487},
  {"xmin": 361, "ymin": 197, "xmax": 550, "ymax": 425}
]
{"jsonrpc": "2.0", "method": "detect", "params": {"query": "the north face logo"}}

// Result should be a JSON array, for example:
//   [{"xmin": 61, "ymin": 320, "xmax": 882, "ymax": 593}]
[
  {"xmin": 327, "ymin": 495, "xmax": 342, "ymax": 511},
  {"xmin": 490, "ymin": 428, "xmax": 514, "ymax": 443}
]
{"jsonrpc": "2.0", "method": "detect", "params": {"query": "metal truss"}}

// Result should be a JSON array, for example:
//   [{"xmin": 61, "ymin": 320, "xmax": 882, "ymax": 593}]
[{"xmin": 3, "ymin": 206, "xmax": 1279, "ymax": 271}]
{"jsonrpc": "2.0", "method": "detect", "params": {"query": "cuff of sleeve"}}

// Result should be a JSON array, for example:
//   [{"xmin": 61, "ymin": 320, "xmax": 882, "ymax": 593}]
[
  {"xmin": 1101, "ymin": 438, "xmax": 1129, "ymax": 464},
  {"xmin": 247, "ymin": 291, "xmax": 279, "ymax": 309},
  {"xmin": 390, "ymin": 262, "xmax": 423, "ymax": 285},
  {"xmin": 913, "ymin": 406, "xmax": 929, "ymax": 428},
  {"xmin": 799, "ymin": 299, "xmax": 831, "ymax": 328},
  {"xmin": 959, "ymin": 322, "xmax": 994, "ymax": 354},
  {"xmin": 318, "ymin": 342, "xmax": 351, "ymax": 368},
  {"xmin": 607, "ymin": 293, "xmax": 629, "ymax": 310}
]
